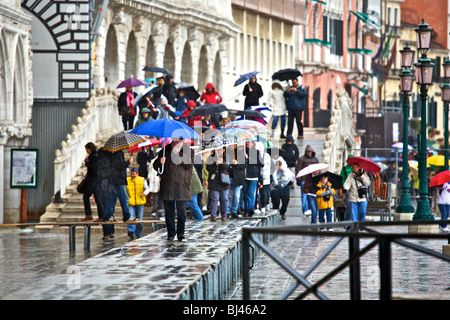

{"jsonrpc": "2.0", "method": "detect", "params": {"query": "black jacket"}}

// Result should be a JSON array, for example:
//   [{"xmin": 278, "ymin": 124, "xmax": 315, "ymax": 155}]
[
  {"xmin": 109, "ymin": 150, "xmax": 131, "ymax": 186},
  {"xmin": 245, "ymin": 145, "xmax": 264, "ymax": 183},
  {"xmin": 243, "ymin": 81, "xmax": 264, "ymax": 109},
  {"xmin": 118, "ymin": 91, "xmax": 137, "ymax": 114},
  {"xmin": 281, "ymin": 136, "xmax": 299, "ymax": 167},
  {"xmin": 85, "ymin": 151, "xmax": 101, "ymax": 189},
  {"xmin": 207, "ymin": 159, "xmax": 230, "ymax": 191}
]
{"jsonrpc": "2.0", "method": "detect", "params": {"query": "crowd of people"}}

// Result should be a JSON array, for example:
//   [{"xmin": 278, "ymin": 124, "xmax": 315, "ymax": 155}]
[{"xmin": 81, "ymin": 75, "xmax": 449, "ymax": 242}]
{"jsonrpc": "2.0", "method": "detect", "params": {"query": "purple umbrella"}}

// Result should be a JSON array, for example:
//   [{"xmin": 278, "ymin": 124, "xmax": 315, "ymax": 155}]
[{"xmin": 117, "ymin": 78, "xmax": 148, "ymax": 89}]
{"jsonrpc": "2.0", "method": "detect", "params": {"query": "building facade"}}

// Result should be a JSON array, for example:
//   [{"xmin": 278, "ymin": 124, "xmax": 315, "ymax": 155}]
[{"xmin": 0, "ymin": 0, "xmax": 33, "ymax": 224}]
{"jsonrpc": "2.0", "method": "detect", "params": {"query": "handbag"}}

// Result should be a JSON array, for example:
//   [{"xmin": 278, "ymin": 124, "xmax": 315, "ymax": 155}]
[
  {"xmin": 119, "ymin": 105, "xmax": 134, "ymax": 116},
  {"xmin": 219, "ymin": 172, "xmax": 230, "ymax": 187},
  {"xmin": 77, "ymin": 176, "xmax": 87, "ymax": 194}
]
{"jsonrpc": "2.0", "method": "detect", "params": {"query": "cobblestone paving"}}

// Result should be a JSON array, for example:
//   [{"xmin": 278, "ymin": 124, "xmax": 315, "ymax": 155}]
[{"xmin": 225, "ymin": 187, "xmax": 450, "ymax": 300}]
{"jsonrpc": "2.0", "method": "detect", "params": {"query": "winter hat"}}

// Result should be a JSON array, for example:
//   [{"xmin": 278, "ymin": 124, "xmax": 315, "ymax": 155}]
[
  {"xmin": 286, "ymin": 135, "xmax": 294, "ymax": 143},
  {"xmin": 188, "ymin": 100, "xmax": 196, "ymax": 108}
]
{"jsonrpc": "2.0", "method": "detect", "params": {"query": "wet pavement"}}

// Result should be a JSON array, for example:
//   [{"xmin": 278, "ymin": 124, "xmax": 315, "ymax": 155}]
[{"xmin": 225, "ymin": 187, "xmax": 450, "ymax": 300}]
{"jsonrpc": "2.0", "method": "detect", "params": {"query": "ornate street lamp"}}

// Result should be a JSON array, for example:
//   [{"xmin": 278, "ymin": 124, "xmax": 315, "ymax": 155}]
[
  {"xmin": 396, "ymin": 54, "xmax": 415, "ymax": 214},
  {"xmin": 413, "ymin": 20, "xmax": 435, "ymax": 221},
  {"xmin": 441, "ymin": 59, "xmax": 450, "ymax": 171}
]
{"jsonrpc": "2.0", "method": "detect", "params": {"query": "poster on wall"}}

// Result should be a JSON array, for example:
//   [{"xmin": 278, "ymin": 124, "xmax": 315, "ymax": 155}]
[{"xmin": 10, "ymin": 149, "xmax": 39, "ymax": 189}]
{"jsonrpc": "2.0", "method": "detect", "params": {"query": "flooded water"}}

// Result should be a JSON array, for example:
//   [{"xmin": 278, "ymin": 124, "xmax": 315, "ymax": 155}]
[{"xmin": 0, "ymin": 226, "xmax": 130, "ymax": 298}]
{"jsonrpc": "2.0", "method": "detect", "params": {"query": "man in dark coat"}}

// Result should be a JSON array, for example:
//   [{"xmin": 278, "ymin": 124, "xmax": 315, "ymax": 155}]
[
  {"xmin": 136, "ymin": 145, "xmax": 154, "ymax": 179},
  {"xmin": 228, "ymin": 145, "xmax": 247, "ymax": 217},
  {"xmin": 243, "ymin": 77, "xmax": 264, "ymax": 110},
  {"xmin": 153, "ymin": 138, "xmax": 194, "ymax": 241},
  {"xmin": 284, "ymin": 78, "xmax": 307, "ymax": 139}
]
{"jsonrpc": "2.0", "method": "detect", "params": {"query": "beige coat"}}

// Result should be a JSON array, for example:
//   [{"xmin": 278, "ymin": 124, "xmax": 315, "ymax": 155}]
[{"xmin": 343, "ymin": 171, "xmax": 371, "ymax": 203}]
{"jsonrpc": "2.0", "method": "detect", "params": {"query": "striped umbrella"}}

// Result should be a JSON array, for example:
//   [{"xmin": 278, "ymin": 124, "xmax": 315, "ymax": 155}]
[{"xmin": 103, "ymin": 131, "xmax": 146, "ymax": 153}]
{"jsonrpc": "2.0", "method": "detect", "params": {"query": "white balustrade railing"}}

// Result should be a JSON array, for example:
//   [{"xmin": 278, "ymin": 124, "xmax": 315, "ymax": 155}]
[{"xmin": 53, "ymin": 88, "xmax": 122, "ymax": 199}]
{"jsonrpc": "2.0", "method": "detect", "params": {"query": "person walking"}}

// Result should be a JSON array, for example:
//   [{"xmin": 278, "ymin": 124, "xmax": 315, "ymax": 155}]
[
  {"xmin": 271, "ymin": 158, "xmax": 295, "ymax": 220},
  {"xmin": 243, "ymin": 141, "xmax": 264, "ymax": 217},
  {"xmin": 200, "ymin": 82, "xmax": 222, "ymax": 104},
  {"xmin": 153, "ymin": 138, "xmax": 194, "ymax": 241},
  {"xmin": 228, "ymin": 144, "xmax": 246, "ymax": 218},
  {"xmin": 206, "ymin": 148, "xmax": 230, "ymax": 221},
  {"xmin": 315, "ymin": 173, "xmax": 336, "ymax": 230},
  {"xmin": 102, "ymin": 150, "xmax": 133, "ymax": 240},
  {"xmin": 343, "ymin": 163, "xmax": 371, "ymax": 222},
  {"xmin": 243, "ymin": 76, "xmax": 264, "ymax": 110},
  {"xmin": 81, "ymin": 142, "xmax": 104, "ymax": 222},
  {"xmin": 118, "ymin": 86, "xmax": 137, "ymax": 130},
  {"xmin": 186, "ymin": 167, "xmax": 205, "ymax": 222},
  {"xmin": 256, "ymin": 142, "xmax": 272, "ymax": 214},
  {"xmin": 283, "ymin": 78, "xmax": 307, "ymax": 139},
  {"xmin": 126, "ymin": 167, "xmax": 150, "ymax": 240},
  {"xmin": 295, "ymin": 145, "xmax": 319, "ymax": 216},
  {"xmin": 266, "ymin": 82, "xmax": 287, "ymax": 139},
  {"xmin": 136, "ymin": 144, "xmax": 154, "ymax": 180},
  {"xmin": 436, "ymin": 182, "xmax": 450, "ymax": 232},
  {"xmin": 281, "ymin": 135, "xmax": 299, "ymax": 171}
]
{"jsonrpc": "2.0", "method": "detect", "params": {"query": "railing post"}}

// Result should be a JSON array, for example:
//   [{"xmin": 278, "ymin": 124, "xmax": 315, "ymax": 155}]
[
  {"xmin": 349, "ymin": 225, "xmax": 361, "ymax": 300},
  {"xmin": 242, "ymin": 229, "xmax": 251, "ymax": 300},
  {"xmin": 69, "ymin": 225, "xmax": 76, "ymax": 252},
  {"xmin": 379, "ymin": 236, "xmax": 392, "ymax": 300}
]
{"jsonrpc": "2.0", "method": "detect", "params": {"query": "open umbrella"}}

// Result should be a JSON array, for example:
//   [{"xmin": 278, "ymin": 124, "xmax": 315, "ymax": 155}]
[
  {"xmin": 189, "ymin": 103, "xmax": 228, "ymax": 117},
  {"xmin": 196, "ymin": 136, "xmax": 237, "ymax": 154},
  {"xmin": 235, "ymin": 110, "xmax": 265, "ymax": 118},
  {"xmin": 346, "ymin": 156, "xmax": 381, "ymax": 173},
  {"xmin": 248, "ymin": 105, "xmax": 273, "ymax": 124},
  {"xmin": 142, "ymin": 66, "xmax": 171, "ymax": 75},
  {"xmin": 217, "ymin": 127, "xmax": 257, "ymax": 145},
  {"xmin": 272, "ymin": 68, "xmax": 302, "ymax": 81},
  {"xmin": 429, "ymin": 171, "xmax": 450, "ymax": 187},
  {"xmin": 427, "ymin": 155, "xmax": 448, "ymax": 167},
  {"xmin": 117, "ymin": 78, "xmax": 148, "ymax": 89},
  {"xmin": 234, "ymin": 71, "xmax": 260, "ymax": 87},
  {"xmin": 312, "ymin": 171, "xmax": 344, "ymax": 190},
  {"xmin": 103, "ymin": 131, "xmax": 146, "ymax": 153},
  {"xmin": 133, "ymin": 85, "xmax": 159, "ymax": 107},
  {"xmin": 296, "ymin": 163, "xmax": 329, "ymax": 178},
  {"xmin": 392, "ymin": 142, "xmax": 413, "ymax": 151},
  {"xmin": 177, "ymin": 84, "xmax": 200, "ymax": 101},
  {"xmin": 128, "ymin": 138, "xmax": 161, "ymax": 155},
  {"xmin": 131, "ymin": 118, "xmax": 201, "ymax": 140},
  {"xmin": 223, "ymin": 119, "xmax": 269, "ymax": 135}
]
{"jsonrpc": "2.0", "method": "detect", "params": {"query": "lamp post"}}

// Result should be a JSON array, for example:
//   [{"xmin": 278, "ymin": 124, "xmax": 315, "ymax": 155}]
[
  {"xmin": 413, "ymin": 20, "xmax": 435, "ymax": 221},
  {"xmin": 441, "ymin": 58, "xmax": 450, "ymax": 171},
  {"xmin": 395, "ymin": 46, "xmax": 415, "ymax": 214}
]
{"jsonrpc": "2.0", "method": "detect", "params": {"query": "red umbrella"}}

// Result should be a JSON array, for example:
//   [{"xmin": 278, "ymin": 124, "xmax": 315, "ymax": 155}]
[
  {"xmin": 128, "ymin": 138, "xmax": 161, "ymax": 155},
  {"xmin": 346, "ymin": 156, "xmax": 381, "ymax": 173},
  {"xmin": 429, "ymin": 171, "xmax": 450, "ymax": 188}
]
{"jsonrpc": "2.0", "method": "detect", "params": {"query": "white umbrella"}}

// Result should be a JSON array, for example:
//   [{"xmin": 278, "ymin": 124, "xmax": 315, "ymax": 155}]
[
  {"xmin": 133, "ymin": 85, "xmax": 158, "ymax": 107},
  {"xmin": 296, "ymin": 163, "xmax": 329, "ymax": 178}
]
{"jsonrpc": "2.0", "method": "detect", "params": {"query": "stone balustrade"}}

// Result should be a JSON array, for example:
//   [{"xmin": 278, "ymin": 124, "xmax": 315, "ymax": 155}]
[{"xmin": 53, "ymin": 88, "xmax": 122, "ymax": 200}]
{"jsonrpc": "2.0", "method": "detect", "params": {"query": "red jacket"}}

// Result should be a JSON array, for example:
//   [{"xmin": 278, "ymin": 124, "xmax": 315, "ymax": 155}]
[
  {"xmin": 182, "ymin": 102, "xmax": 203, "ymax": 127},
  {"xmin": 200, "ymin": 83, "xmax": 222, "ymax": 104}
]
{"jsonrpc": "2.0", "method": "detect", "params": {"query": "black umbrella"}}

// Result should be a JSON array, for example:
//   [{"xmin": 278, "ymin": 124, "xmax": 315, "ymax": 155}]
[
  {"xmin": 272, "ymin": 68, "xmax": 302, "ymax": 81},
  {"xmin": 143, "ymin": 66, "xmax": 172, "ymax": 75},
  {"xmin": 177, "ymin": 85, "xmax": 200, "ymax": 101},
  {"xmin": 312, "ymin": 171, "xmax": 344, "ymax": 190},
  {"xmin": 190, "ymin": 104, "xmax": 228, "ymax": 117},
  {"xmin": 235, "ymin": 110, "xmax": 265, "ymax": 118}
]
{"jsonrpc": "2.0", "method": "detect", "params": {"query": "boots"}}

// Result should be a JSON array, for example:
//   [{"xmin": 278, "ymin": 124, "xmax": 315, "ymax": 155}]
[{"xmin": 280, "ymin": 127, "xmax": 286, "ymax": 139}]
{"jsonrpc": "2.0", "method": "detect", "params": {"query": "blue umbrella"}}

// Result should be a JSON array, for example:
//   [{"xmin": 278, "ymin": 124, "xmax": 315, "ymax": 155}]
[
  {"xmin": 131, "ymin": 119, "xmax": 201, "ymax": 173},
  {"xmin": 131, "ymin": 118, "xmax": 201, "ymax": 140},
  {"xmin": 117, "ymin": 78, "xmax": 148, "ymax": 89},
  {"xmin": 234, "ymin": 71, "xmax": 260, "ymax": 87}
]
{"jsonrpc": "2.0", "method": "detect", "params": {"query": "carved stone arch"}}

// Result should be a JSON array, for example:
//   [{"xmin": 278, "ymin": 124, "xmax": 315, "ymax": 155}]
[
  {"xmin": 13, "ymin": 36, "xmax": 28, "ymax": 124},
  {"xmin": 125, "ymin": 31, "xmax": 140, "ymax": 79},
  {"xmin": 163, "ymin": 39, "xmax": 176, "ymax": 77},
  {"xmin": 0, "ymin": 30, "xmax": 7, "ymax": 118},
  {"xmin": 181, "ymin": 41, "xmax": 193, "ymax": 85},
  {"xmin": 213, "ymin": 51, "xmax": 222, "ymax": 93},
  {"xmin": 198, "ymin": 44, "xmax": 209, "ymax": 91},
  {"xmin": 145, "ymin": 35, "xmax": 157, "ymax": 79},
  {"xmin": 104, "ymin": 24, "xmax": 120, "ymax": 89}
]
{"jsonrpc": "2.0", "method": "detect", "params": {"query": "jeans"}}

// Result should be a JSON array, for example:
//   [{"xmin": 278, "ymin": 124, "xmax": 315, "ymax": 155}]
[
  {"xmin": 102, "ymin": 184, "xmax": 131, "ymax": 236},
  {"xmin": 186, "ymin": 194, "xmax": 204, "ymax": 221},
  {"xmin": 127, "ymin": 205, "xmax": 144, "ymax": 238},
  {"xmin": 307, "ymin": 195, "xmax": 319, "ymax": 224},
  {"xmin": 437, "ymin": 204, "xmax": 450, "ymax": 228},
  {"xmin": 163, "ymin": 200, "xmax": 186, "ymax": 239},
  {"xmin": 272, "ymin": 115, "xmax": 286, "ymax": 130},
  {"xmin": 349, "ymin": 201, "xmax": 368, "ymax": 222},
  {"xmin": 243, "ymin": 180, "xmax": 258, "ymax": 214},
  {"xmin": 229, "ymin": 178, "xmax": 242, "ymax": 214},
  {"xmin": 300, "ymin": 181, "xmax": 309, "ymax": 214},
  {"xmin": 260, "ymin": 185, "xmax": 271, "ymax": 209},
  {"xmin": 318, "ymin": 208, "xmax": 332, "ymax": 224},
  {"xmin": 210, "ymin": 189, "xmax": 228, "ymax": 217}
]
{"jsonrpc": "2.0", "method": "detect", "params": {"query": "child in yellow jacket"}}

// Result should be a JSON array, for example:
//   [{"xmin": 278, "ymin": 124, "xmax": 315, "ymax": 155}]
[
  {"xmin": 315, "ymin": 174, "xmax": 335, "ymax": 230},
  {"xmin": 126, "ymin": 167, "xmax": 150, "ymax": 239}
]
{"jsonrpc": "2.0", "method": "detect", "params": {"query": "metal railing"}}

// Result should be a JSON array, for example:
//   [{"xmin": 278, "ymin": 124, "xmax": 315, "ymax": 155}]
[{"xmin": 241, "ymin": 220, "xmax": 450, "ymax": 300}]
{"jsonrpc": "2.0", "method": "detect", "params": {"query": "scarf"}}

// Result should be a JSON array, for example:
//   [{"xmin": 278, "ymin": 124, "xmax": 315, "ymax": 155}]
[{"xmin": 126, "ymin": 91, "xmax": 136, "ymax": 116}]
